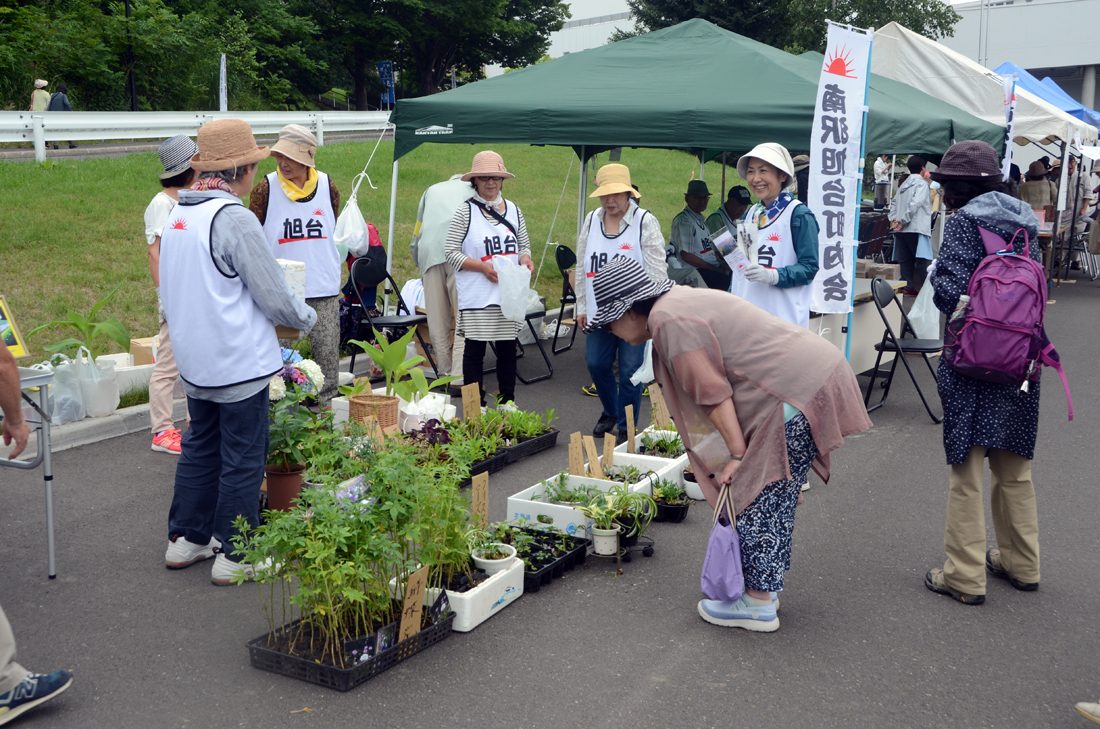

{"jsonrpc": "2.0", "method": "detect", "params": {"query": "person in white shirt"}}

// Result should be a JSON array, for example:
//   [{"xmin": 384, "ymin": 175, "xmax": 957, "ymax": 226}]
[{"xmin": 873, "ymin": 154, "xmax": 891, "ymax": 210}]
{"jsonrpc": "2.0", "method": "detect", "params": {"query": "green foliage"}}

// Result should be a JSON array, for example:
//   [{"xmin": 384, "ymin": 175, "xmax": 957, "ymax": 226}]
[
  {"xmin": 348, "ymin": 328, "xmax": 455, "ymax": 402},
  {"xmin": 651, "ymin": 478, "xmax": 687, "ymax": 505},
  {"xmin": 537, "ymin": 471, "xmax": 599, "ymax": 505},
  {"xmin": 639, "ymin": 431, "xmax": 685, "ymax": 459},
  {"xmin": 267, "ymin": 386, "xmax": 326, "ymax": 471},
  {"xmin": 578, "ymin": 483, "xmax": 657, "ymax": 537},
  {"xmin": 26, "ymin": 284, "xmax": 130, "ymax": 360},
  {"xmin": 303, "ymin": 421, "xmax": 376, "ymax": 487},
  {"xmin": 500, "ymin": 406, "xmax": 555, "ymax": 441}
]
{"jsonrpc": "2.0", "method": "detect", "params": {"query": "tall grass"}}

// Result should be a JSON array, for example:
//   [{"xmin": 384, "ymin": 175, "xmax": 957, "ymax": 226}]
[{"xmin": 1, "ymin": 141, "xmax": 741, "ymax": 359}]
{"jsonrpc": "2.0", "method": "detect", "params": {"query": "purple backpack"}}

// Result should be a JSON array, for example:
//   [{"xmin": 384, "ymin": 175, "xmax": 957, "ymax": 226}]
[{"xmin": 943, "ymin": 225, "xmax": 1074, "ymax": 420}]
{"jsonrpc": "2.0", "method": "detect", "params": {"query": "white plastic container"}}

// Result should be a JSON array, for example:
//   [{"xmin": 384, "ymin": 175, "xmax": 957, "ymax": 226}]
[
  {"xmin": 431, "ymin": 557, "xmax": 524, "ymax": 633},
  {"xmin": 614, "ymin": 428, "xmax": 696, "ymax": 498},
  {"xmin": 507, "ymin": 473, "xmax": 654, "ymax": 538}
]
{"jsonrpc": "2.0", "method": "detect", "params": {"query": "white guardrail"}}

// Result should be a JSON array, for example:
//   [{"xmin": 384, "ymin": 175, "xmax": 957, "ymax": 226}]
[{"xmin": 0, "ymin": 110, "xmax": 393, "ymax": 162}]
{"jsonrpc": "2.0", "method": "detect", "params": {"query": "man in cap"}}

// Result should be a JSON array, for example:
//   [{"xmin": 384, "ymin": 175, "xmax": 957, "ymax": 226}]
[
  {"xmin": 668, "ymin": 180, "xmax": 723, "ymax": 289},
  {"xmin": 144, "ymin": 134, "xmax": 199, "ymax": 456},
  {"xmin": 706, "ymin": 185, "xmax": 753, "ymax": 239},
  {"xmin": 159, "ymin": 119, "xmax": 316, "ymax": 586},
  {"xmin": 249, "ymin": 124, "xmax": 341, "ymax": 404}
]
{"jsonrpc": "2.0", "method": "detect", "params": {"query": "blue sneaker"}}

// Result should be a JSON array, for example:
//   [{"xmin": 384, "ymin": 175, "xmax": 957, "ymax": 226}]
[
  {"xmin": 697, "ymin": 596, "xmax": 780, "ymax": 632},
  {"xmin": 0, "ymin": 670, "xmax": 73, "ymax": 726}
]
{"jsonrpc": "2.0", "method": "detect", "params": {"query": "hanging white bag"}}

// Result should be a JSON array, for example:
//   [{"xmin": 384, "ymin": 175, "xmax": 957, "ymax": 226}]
[
  {"xmin": 46, "ymin": 356, "xmax": 86, "ymax": 425},
  {"xmin": 73, "ymin": 346, "xmax": 120, "ymax": 418},
  {"xmin": 493, "ymin": 256, "xmax": 532, "ymax": 324},
  {"xmin": 333, "ymin": 190, "xmax": 370, "ymax": 258},
  {"xmin": 907, "ymin": 283, "xmax": 940, "ymax": 340}
]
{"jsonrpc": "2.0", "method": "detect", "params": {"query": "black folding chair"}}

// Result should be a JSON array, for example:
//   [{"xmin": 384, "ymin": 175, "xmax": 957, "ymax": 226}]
[
  {"xmin": 347, "ymin": 256, "xmax": 438, "ymax": 376},
  {"xmin": 864, "ymin": 277, "xmax": 943, "ymax": 423},
  {"xmin": 552, "ymin": 245, "xmax": 578, "ymax": 354}
]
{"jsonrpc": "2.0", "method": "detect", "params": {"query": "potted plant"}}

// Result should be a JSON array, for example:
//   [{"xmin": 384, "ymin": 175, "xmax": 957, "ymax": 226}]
[
  {"xmin": 500, "ymin": 407, "xmax": 558, "ymax": 463},
  {"xmin": 576, "ymin": 494, "xmax": 622, "ymax": 555},
  {"xmin": 638, "ymin": 431, "xmax": 686, "ymax": 459},
  {"xmin": 348, "ymin": 328, "xmax": 454, "ymax": 429},
  {"xmin": 27, "ymin": 284, "xmax": 131, "ymax": 359},
  {"xmin": 491, "ymin": 520, "xmax": 588, "ymax": 593},
  {"xmin": 465, "ymin": 527, "xmax": 517, "ymax": 575},
  {"xmin": 265, "ymin": 352, "xmax": 325, "ymax": 511},
  {"xmin": 604, "ymin": 482, "xmax": 657, "ymax": 549},
  {"xmin": 651, "ymin": 478, "xmax": 690, "ymax": 523}
]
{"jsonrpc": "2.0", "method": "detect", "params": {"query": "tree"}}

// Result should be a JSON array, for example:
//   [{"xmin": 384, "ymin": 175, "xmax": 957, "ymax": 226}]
[{"xmin": 614, "ymin": 0, "xmax": 960, "ymax": 53}]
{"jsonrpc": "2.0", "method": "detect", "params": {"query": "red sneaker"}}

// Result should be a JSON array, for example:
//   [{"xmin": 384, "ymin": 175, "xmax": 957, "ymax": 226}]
[{"xmin": 151, "ymin": 428, "xmax": 182, "ymax": 455}]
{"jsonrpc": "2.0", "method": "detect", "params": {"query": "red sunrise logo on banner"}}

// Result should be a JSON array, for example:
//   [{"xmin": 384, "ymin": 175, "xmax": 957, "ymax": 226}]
[
  {"xmin": 313, "ymin": 209, "xmax": 325, "ymax": 217},
  {"xmin": 824, "ymin": 48, "xmax": 858, "ymax": 78},
  {"xmin": 767, "ymin": 232, "xmax": 781, "ymax": 242},
  {"xmin": 619, "ymin": 243, "xmax": 633, "ymax": 251}
]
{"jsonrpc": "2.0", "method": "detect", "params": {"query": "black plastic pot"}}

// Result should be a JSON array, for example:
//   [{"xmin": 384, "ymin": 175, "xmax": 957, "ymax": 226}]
[
  {"xmin": 655, "ymin": 500, "xmax": 690, "ymax": 523},
  {"xmin": 502, "ymin": 428, "xmax": 560, "ymax": 464},
  {"xmin": 517, "ymin": 528, "xmax": 588, "ymax": 593}
]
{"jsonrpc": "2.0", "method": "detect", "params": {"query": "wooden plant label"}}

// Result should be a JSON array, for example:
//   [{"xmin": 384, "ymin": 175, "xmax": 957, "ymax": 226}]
[
  {"xmin": 461, "ymin": 383, "xmax": 482, "ymax": 421},
  {"xmin": 582, "ymin": 436, "xmax": 604, "ymax": 479},
  {"xmin": 625, "ymin": 405, "xmax": 636, "ymax": 453},
  {"xmin": 399, "ymin": 565, "xmax": 429, "ymax": 642},
  {"xmin": 568, "ymin": 432, "xmax": 585, "ymax": 476},
  {"xmin": 471, "ymin": 472, "xmax": 489, "ymax": 528},
  {"xmin": 649, "ymin": 383, "xmax": 672, "ymax": 430},
  {"xmin": 362, "ymin": 416, "xmax": 385, "ymax": 447},
  {"xmin": 602, "ymin": 436, "xmax": 616, "ymax": 472}
]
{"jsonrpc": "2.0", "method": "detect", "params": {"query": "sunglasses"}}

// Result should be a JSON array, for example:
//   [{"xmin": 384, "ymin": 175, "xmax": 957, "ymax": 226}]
[{"xmin": 477, "ymin": 176, "xmax": 505, "ymax": 182}]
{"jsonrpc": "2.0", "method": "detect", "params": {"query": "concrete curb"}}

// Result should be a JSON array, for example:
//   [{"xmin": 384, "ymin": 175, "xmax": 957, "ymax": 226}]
[{"xmin": 30, "ymin": 399, "xmax": 188, "ymax": 454}]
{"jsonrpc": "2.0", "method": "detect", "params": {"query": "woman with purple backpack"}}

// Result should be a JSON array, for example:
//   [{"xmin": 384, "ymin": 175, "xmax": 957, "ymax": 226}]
[{"xmin": 923, "ymin": 140, "xmax": 1043, "ymax": 606}]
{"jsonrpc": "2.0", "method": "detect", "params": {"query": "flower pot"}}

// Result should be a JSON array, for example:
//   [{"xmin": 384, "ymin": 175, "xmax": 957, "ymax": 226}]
[
  {"xmin": 590, "ymin": 525, "xmax": 620, "ymax": 556},
  {"xmin": 265, "ymin": 464, "xmax": 305, "ymax": 511},
  {"xmin": 471, "ymin": 543, "xmax": 517, "ymax": 575},
  {"xmin": 655, "ymin": 500, "xmax": 690, "ymax": 523},
  {"xmin": 348, "ymin": 394, "xmax": 399, "ymax": 430}
]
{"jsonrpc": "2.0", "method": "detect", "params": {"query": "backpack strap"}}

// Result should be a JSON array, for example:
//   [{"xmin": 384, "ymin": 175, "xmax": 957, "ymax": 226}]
[
  {"xmin": 978, "ymin": 225, "xmax": 1029, "ymax": 256},
  {"xmin": 1038, "ymin": 342, "xmax": 1075, "ymax": 421}
]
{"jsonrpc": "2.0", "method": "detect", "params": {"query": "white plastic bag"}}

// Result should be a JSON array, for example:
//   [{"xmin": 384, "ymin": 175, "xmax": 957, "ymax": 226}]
[
  {"xmin": 907, "ymin": 283, "xmax": 940, "ymax": 340},
  {"xmin": 399, "ymin": 393, "xmax": 455, "ymax": 432},
  {"xmin": 333, "ymin": 194, "xmax": 370, "ymax": 257},
  {"xmin": 47, "ymin": 356, "xmax": 86, "ymax": 425},
  {"xmin": 73, "ymin": 346, "xmax": 120, "ymax": 418},
  {"xmin": 493, "ymin": 256, "xmax": 532, "ymax": 324},
  {"xmin": 629, "ymin": 341, "xmax": 655, "ymax": 386}
]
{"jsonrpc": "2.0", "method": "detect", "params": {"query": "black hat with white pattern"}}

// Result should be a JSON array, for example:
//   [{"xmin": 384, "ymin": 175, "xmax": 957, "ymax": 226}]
[
  {"xmin": 585, "ymin": 256, "xmax": 674, "ymax": 332},
  {"xmin": 158, "ymin": 134, "xmax": 197, "ymax": 180}
]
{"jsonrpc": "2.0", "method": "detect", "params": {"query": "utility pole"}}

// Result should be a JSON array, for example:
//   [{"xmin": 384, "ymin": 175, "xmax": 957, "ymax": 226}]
[{"xmin": 125, "ymin": 0, "xmax": 137, "ymax": 110}]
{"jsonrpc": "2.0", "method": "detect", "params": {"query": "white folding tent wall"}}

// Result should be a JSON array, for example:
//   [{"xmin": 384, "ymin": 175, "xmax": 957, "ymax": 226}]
[{"xmin": 872, "ymin": 22, "xmax": 1098, "ymax": 147}]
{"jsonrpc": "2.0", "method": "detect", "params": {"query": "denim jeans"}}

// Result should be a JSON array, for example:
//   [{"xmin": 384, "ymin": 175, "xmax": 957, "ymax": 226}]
[
  {"xmin": 585, "ymin": 329, "xmax": 644, "ymax": 432},
  {"xmin": 168, "ymin": 387, "xmax": 269, "ymax": 561}
]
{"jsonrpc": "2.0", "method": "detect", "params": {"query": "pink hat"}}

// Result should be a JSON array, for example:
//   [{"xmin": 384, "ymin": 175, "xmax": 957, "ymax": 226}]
[{"xmin": 461, "ymin": 150, "xmax": 514, "ymax": 182}]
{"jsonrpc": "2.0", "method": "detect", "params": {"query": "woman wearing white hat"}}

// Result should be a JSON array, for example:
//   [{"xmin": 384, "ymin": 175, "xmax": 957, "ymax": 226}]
[
  {"xmin": 28, "ymin": 79, "xmax": 49, "ymax": 112},
  {"xmin": 736, "ymin": 143, "xmax": 820, "ymax": 328},
  {"xmin": 444, "ymin": 150, "xmax": 534, "ymax": 407},
  {"xmin": 575, "ymin": 163, "xmax": 668, "ymax": 441},
  {"xmin": 249, "ymin": 124, "xmax": 342, "ymax": 404}
]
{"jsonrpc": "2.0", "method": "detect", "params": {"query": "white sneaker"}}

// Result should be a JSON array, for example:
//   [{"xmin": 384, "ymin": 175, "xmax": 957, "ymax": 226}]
[
  {"xmin": 164, "ymin": 535, "xmax": 220, "ymax": 569},
  {"xmin": 1076, "ymin": 701, "xmax": 1100, "ymax": 726},
  {"xmin": 210, "ymin": 553, "xmax": 256, "ymax": 586},
  {"xmin": 800, "ymin": 481, "xmax": 812, "ymax": 492}
]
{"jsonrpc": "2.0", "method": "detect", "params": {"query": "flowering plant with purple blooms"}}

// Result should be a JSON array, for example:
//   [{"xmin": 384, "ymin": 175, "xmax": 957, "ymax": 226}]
[{"xmin": 270, "ymin": 347, "xmax": 324, "ymax": 401}]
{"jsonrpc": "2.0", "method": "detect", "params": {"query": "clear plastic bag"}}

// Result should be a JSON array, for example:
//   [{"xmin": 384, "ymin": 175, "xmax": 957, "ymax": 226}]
[
  {"xmin": 334, "ymin": 194, "xmax": 370, "ymax": 258},
  {"xmin": 73, "ymin": 346, "xmax": 119, "ymax": 418},
  {"xmin": 907, "ymin": 283, "xmax": 940, "ymax": 340},
  {"xmin": 493, "ymin": 256, "xmax": 532, "ymax": 323},
  {"xmin": 46, "ymin": 356, "xmax": 86, "ymax": 425}
]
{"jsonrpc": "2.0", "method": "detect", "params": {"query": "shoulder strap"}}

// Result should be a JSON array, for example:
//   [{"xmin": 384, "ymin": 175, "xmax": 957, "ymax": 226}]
[
  {"xmin": 977, "ymin": 225, "xmax": 1028, "ymax": 256},
  {"xmin": 469, "ymin": 198, "xmax": 518, "ymax": 238}
]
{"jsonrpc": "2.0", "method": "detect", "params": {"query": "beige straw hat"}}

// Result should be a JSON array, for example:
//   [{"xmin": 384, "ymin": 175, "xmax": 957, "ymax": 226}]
[
  {"xmin": 737, "ymin": 143, "xmax": 797, "ymax": 183},
  {"xmin": 190, "ymin": 119, "xmax": 270, "ymax": 172},
  {"xmin": 270, "ymin": 124, "xmax": 318, "ymax": 168},
  {"xmin": 589, "ymin": 163, "xmax": 640, "ymax": 199},
  {"xmin": 461, "ymin": 150, "xmax": 514, "ymax": 181},
  {"xmin": 34, "ymin": 79, "xmax": 48, "ymax": 89}
]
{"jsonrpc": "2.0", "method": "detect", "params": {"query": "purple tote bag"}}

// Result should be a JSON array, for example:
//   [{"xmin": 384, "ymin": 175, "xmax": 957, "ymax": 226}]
[{"xmin": 700, "ymin": 484, "xmax": 745, "ymax": 602}]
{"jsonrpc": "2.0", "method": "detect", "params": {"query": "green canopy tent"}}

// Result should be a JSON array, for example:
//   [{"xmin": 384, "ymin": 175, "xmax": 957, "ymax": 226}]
[{"xmin": 386, "ymin": 18, "xmax": 1004, "ymax": 261}]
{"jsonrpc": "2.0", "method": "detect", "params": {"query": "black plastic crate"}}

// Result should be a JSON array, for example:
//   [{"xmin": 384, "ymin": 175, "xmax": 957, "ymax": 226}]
[
  {"xmin": 460, "ymin": 451, "xmax": 507, "ymax": 486},
  {"xmin": 519, "ymin": 529, "xmax": 588, "ymax": 594},
  {"xmin": 247, "ymin": 613, "xmax": 455, "ymax": 692},
  {"xmin": 502, "ymin": 429, "xmax": 560, "ymax": 465}
]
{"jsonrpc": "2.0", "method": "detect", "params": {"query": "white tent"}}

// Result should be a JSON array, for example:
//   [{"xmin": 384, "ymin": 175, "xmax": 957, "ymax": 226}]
[{"xmin": 872, "ymin": 22, "xmax": 1098, "ymax": 147}]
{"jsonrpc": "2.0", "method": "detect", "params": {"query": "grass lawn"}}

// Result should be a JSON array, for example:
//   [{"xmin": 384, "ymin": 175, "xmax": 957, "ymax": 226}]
[{"xmin": 1, "ymin": 140, "xmax": 744, "ymax": 360}]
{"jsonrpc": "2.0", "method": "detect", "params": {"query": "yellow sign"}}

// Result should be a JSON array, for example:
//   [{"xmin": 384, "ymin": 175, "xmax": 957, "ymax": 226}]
[{"xmin": 0, "ymin": 297, "xmax": 28, "ymax": 359}]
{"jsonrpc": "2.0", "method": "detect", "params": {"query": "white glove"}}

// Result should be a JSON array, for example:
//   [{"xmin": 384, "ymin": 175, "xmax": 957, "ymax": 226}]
[{"xmin": 742, "ymin": 263, "xmax": 779, "ymax": 285}]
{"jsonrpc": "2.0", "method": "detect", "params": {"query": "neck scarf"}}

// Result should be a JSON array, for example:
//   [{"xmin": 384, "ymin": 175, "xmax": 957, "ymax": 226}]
[
  {"xmin": 758, "ymin": 191, "xmax": 794, "ymax": 227},
  {"xmin": 277, "ymin": 167, "xmax": 318, "ymax": 201},
  {"xmin": 191, "ymin": 177, "xmax": 235, "ymax": 194},
  {"xmin": 472, "ymin": 191, "xmax": 504, "ymax": 212}
]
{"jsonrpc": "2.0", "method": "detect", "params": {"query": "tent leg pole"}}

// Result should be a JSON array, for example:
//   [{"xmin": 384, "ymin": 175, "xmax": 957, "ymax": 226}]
[
  {"xmin": 721, "ymin": 158, "xmax": 727, "ymax": 198},
  {"xmin": 385, "ymin": 159, "xmax": 399, "ymax": 312},
  {"xmin": 699, "ymin": 153, "xmax": 705, "ymax": 180},
  {"xmin": 577, "ymin": 147, "xmax": 588, "ymax": 239}
]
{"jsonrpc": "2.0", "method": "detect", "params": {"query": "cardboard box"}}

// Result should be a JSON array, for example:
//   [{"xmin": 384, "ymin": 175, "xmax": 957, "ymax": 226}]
[
  {"xmin": 865, "ymin": 262, "xmax": 901, "ymax": 280},
  {"xmin": 274, "ymin": 324, "xmax": 302, "ymax": 341},
  {"xmin": 275, "ymin": 259, "xmax": 307, "ymax": 341},
  {"xmin": 130, "ymin": 336, "xmax": 157, "ymax": 366}
]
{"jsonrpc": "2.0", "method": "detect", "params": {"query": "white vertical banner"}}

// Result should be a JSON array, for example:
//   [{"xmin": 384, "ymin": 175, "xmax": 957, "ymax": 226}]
[
  {"xmin": 809, "ymin": 22, "xmax": 873, "ymax": 315},
  {"xmin": 218, "ymin": 54, "xmax": 228, "ymax": 112},
  {"xmin": 999, "ymin": 75, "xmax": 1017, "ymax": 181}
]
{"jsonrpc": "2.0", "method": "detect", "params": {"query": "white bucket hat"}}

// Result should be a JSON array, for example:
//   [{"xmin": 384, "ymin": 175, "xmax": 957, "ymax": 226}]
[{"xmin": 737, "ymin": 143, "xmax": 797, "ymax": 185}]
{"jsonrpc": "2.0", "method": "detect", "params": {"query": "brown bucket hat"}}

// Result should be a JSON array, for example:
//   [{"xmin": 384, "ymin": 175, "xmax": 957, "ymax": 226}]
[{"xmin": 190, "ymin": 119, "xmax": 270, "ymax": 172}]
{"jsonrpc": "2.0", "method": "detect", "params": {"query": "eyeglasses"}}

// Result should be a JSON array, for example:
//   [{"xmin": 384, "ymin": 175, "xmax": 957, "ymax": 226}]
[{"xmin": 477, "ymin": 176, "xmax": 505, "ymax": 182}]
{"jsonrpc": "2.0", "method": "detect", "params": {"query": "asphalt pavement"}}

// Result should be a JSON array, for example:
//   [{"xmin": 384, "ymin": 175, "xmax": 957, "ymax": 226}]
[{"xmin": 3, "ymin": 278, "xmax": 1099, "ymax": 729}]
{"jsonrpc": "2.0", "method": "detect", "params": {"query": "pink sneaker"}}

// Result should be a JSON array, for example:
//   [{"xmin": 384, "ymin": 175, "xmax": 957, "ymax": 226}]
[{"xmin": 151, "ymin": 428, "xmax": 182, "ymax": 455}]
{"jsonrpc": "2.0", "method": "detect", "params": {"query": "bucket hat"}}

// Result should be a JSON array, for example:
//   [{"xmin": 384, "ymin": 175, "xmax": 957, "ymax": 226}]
[
  {"xmin": 792, "ymin": 154, "xmax": 811, "ymax": 172},
  {"xmin": 737, "ymin": 143, "xmax": 796, "ymax": 182},
  {"xmin": 158, "ymin": 134, "xmax": 197, "ymax": 180},
  {"xmin": 270, "ymin": 124, "xmax": 318, "ymax": 168},
  {"xmin": 589, "ymin": 163, "xmax": 640, "ymax": 199},
  {"xmin": 930, "ymin": 140, "xmax": 1001, "ymax": 181},
  {"xmin": 1026, "ymin": 160, "xmax": 1049, "ymax": 178},
  {"xmin": 461, "ymin": 150, "xmax": 514, "ymax": 181},
  {"xmin": 190, "ymin": 119, "xmax": 269, "ymax": 173},
  {"xmin": 585, "ymin": 256, "xmax": 674, "ymax": 332},
  {"xmin": 686, "ymin": 180, "xmax": 711, "ymax": 197},
  {"xmin": 34, "ymin": 79, "xmax": 48, "ymax": 89}
]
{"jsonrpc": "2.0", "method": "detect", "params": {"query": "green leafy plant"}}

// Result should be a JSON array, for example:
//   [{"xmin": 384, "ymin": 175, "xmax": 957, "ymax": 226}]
[
  {"xmin": 639, "ymin": 431, "xmax": 685, "ymax": 459},
  {"xmin": 337, "ymin": 376, "xmax": 371, "ymax": 398},
  {"xmin": 538, "ymin": 471, "xmax": 599, "ymax": 505},
  {"xmin": 651, "ymin": 478, "xmax": 687, "ymax": 505},
  {"xmin": 501, "ymin": 407, "xmax": 555, "ymax": 441},
  {"xmin": 27, "ymin": 284, "xmax": 131, "ymax": 359},
  {"xmin": 579, "ymin": 483, "xmax": 658, "ymax": 538},
  {"xmin": 465, "ymin": 527, "xmax": 511, "ymax": 561},
  {"xmin": 348, "ymin": 328, "xmax": 455, "ymax": 402},
  {"xmin": 604, "ymin": 464, "xmax": 647, "ymax": 485},
  {"xmin": 577, "ymin": 493, "xmax": 620, "ymax": 530},
  {"xmin": 302, "ymin": 421, "xmax": 375, "ymax": 487},
  {"xmin": 267, "ymin": 386, "xmax": 325, "ymax": 471}
]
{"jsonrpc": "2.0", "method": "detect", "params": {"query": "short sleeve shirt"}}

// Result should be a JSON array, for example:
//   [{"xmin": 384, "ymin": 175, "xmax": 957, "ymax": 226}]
[{"xmin": 144, "ymin": 191, "xmax": 177, "ymax": 246}]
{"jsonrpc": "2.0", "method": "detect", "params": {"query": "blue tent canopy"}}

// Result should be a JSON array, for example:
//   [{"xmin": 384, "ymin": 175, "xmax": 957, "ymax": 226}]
[{"xmin": 994, "ymin": 61, "xmax": 1100, "ymax": 132}]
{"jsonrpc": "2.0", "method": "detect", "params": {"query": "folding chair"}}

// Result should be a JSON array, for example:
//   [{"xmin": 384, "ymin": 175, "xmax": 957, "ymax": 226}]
[
  {"xmin": 552, "ymin": 245, "xmax": 578, "ymax": 354},
  {"xmin": 863, "ymin": 277, "xmax": 943, "ymax": 423},
  {"xmin": 347, "ymin": 256, "xmax": 439, "ymax": 376}
]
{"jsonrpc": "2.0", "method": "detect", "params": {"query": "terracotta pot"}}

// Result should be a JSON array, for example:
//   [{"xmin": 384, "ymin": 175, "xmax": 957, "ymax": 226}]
[{"xmin": 265, "ymin": 464, "xmax": 306, "ymax": 511}]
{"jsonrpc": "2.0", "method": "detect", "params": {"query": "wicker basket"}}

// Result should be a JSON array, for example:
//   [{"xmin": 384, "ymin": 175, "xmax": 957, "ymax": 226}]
[{"xmin": 348, "ymin": 394, "xmax": 399, "ymax": 429}]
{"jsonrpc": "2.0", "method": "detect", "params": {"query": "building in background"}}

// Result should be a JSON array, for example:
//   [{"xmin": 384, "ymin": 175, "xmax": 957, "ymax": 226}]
[{"xmin": 941, "ymin": 0, "xmax": 1099, "ymax": 109}]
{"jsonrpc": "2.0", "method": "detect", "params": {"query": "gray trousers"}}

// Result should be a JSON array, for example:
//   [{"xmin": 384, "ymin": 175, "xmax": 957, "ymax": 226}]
[
  {"xmin": 421, "ymin": 263, "xmax": 464, "ymax": 378},
  {"xmin": 0, "ymin": 603, "xmax": 27, "ymax": 694},
  {"xmin": 305, "ymin": 295, "xmax": 340, "ymax": 404}
]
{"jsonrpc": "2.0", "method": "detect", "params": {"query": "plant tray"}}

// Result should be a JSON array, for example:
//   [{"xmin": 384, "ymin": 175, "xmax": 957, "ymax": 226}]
[
  {"xmin": 502, "ymin": 428, "xmax": 560, "ymax": 464},
  {"xmin": 460, "ymin": 451, "xmax": 508, "ymax": 486},
  {"xmin": 655, "ymin": 501, "xmax": 690, "ymax": 523},
  {"xmin": 247, "ymin": 613, "xmax": 455, "ymax": 692},
  {"xmin": 519, "ymin": 529, "xmax": 588, "ymax": 594}
]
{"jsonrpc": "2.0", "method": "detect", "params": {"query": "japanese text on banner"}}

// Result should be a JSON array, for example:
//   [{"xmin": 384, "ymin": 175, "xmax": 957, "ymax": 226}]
[{"xmin": 809, "ymin": 23, "xmax": 872, "ymax": 315}]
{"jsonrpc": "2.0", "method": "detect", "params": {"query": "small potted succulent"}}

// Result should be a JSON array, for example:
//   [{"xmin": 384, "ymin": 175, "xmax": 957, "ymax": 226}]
[{"xmin": 651, "ymin": 478, "xmax": 690, "ymax": 523}]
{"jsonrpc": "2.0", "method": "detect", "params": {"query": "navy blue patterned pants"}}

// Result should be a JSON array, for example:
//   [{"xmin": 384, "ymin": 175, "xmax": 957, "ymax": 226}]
[{"xmin": 736, "ymin": 414, "xmax": 818, "ymax": 592}]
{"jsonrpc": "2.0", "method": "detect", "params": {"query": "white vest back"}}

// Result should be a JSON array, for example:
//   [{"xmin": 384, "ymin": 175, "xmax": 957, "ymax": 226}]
[
  {"xmin": 583, "ymin": 207, "xmax": 647, "ymax": 317},
  {"xmin": 456, "ymin": 200, "xmax": 520, "ymax": 310},
  {"xmin": 160, "ymin": 197, "xmax": 282, "ymax": 388},
  {"xmin": 261, "ymin": 171, "xmax": 340, "ymax": 297},
  {"xmin": 739, "ymin": 200, "xmax": 810, "ymax": 327}
]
